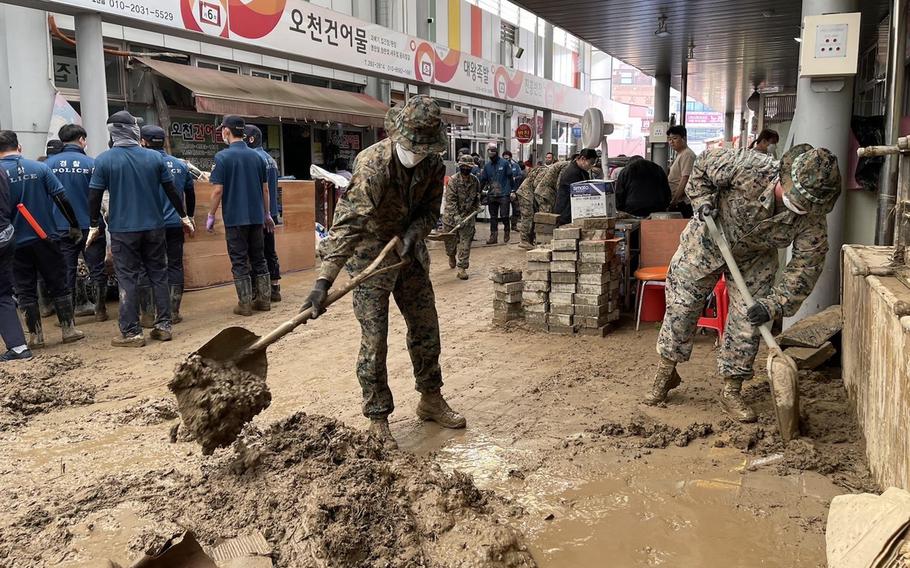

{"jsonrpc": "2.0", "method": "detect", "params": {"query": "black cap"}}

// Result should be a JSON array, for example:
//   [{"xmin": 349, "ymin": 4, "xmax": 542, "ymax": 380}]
[
  {"xmin": 140, "ymin": 125, "xmax": 166, "ymax": 145},
  {"xmin": 218, "ymin": 115, "xmax": 245, "ymax": 134},
  {"xmin": 578, "ymin": 148, "xmax": 598, "ymax": 160},
  {"xmin": 243, "ymin": 124, "xmax": 263, "ymax": 148},
  {"xmin": 46, "ymin": 139, "xmax": 64, "ymax": 156},
  {"xmin": 107, "ymin": 110, "xmax": 142, "ymax": 126}
]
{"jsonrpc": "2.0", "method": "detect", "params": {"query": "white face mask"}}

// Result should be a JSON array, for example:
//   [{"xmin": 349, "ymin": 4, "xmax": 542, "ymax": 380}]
[
  {"xmin": 396, "ymin": 144, "xmax": 428, "ymax": 169},
  {"xmin": 767, "ymin": 143, "xmax": 777, "ymax": 155},
  {"xmin": 782, "ymin": 193, "xmax": 808, "ymax": 215}
]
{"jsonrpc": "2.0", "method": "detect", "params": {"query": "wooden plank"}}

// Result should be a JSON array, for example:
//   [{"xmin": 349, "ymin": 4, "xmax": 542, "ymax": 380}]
[{"xmin": 777, "ymin": 305, "xmax": 843, "ymax": 348}]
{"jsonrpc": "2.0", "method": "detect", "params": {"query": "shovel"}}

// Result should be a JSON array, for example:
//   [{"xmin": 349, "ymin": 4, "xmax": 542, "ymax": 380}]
[
  {"xmin": 426, "ymin": 210, "xmax": 481, "ymax": 242},
  {"xmin": 704, "ymin": 215, "xmax": 800, "ymax": 443}
]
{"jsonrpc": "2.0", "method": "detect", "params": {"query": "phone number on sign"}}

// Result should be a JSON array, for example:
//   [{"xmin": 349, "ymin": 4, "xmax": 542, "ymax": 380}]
[{"xmin": 90, "ymin": 0, "xmax": 176, "ymax": 22}]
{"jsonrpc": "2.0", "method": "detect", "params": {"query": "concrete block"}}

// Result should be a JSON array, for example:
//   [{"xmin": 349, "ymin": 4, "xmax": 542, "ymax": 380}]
[
  {"xmin": 495, "ymin": 291, "xmax": 523, "ymax": 303},
  {"xmin": 577, "ymin": 262, "xmax": 609, "ymax": 274},
  {"xmin": 576, "ymin": 283, "xmax": 608, "ymax": 296},
  {"xmin": 549, "ymin": 292, "xmax": 575, "ymax": 304},
  {"xmin": 492, "ymin": 299, "xmax": 523, "ymax": 311},
  {"xmin": 526, "ymin": 249, "xmax": 553, "ymax": 262},
  {"xmin": 581, "ymin": 229, "xmax": 611, "ymax": 241},
  {"xmin": 490, "ymin": 268, "xmax": 522, "ymax": 284},
  {"xmin": 574, "ymin": 304, "xmax": 610, "ymax": 318},
  {"xmin": 522, "ymin": 290, "xmax": 549, "ymax": 301},
  {"xmin": 493, "ymin": 281, "xmax": 524, "ymax": 294},
  {"xmin": 535, "ymin": 226, "xmax": 554, "ymax": 235},
  {"xmin": 578, "ymin": 325, "xmax": 611, "ymax": 337},
  {"xmin": 578, "ymin": 272, "xmax": 611, "ymax": 285},
  {"xmin": 547, "ymin": 313, "xmax": 574, "ymax": 327},
  {"xmin": 551, "ymin": 272, "xmax": 577, "ymax": 284},
  {"xmin": 579, "ymin": 240, "xmax": 609, "ymax": 252},
  {"xmin": 578, "ymin": 217, "xmax": 616, "ymax": 230},
  {"xmin": 534, "ymin": 212, "xmax": 560, "ymax": 224},
  {"xmin": 784, "ymin": 342, "xmax": 837, "ymax": 370},
  {"xmin": 552, "ymin": 239, "xmax": 579, "ymax": 251},
  {"xmin": 575, "ymin": 293, "xmax": 610, "ymax": 306},
  {"xmin": 523, "ymin": 280, "xmax": 550, "ymax": 292},
  {"xmin": 523, "ymin": 302, "xmax": 549, "ymax": 313},
  {"xmin": 551, "ymin": 282, "xmax": 576, "ymax": 293},
  {"xmin": 526, "ymin": 261, "xmax": 551, "ymax": 272},
  {"xmin": 550, "ymin": 303, "xmax": 575, "ymax": 315},
  {"xmin": 536, "ymin": 234, "xmax": 553, "ymax": 244},
  {"xmin": 550, "ymin": 261, "xmax": 577, "ymax": 273},
  {"xmin": 524, "ymin": 270, "xmax": 551, "ymax": 282},
  {"xmin": 553, "ymin": 227, "xmax": 582, "ymax": 240},
  {"xmin": 525, "ymin": 311, "xmax": 548, "ymax": 325},
  {"xmin": 548, "ymin": 323, "xmax": 577, "ymax": 335},
  {"xmin": 552, "ymin": 251, "xmax": 579, "ymax": 262},
  {"xmin": 577, "ymin": 314, "xmax": 613, "ymax": 328},
  {"xmin": 580, "ymin": 251, "xmax": 611, "ymax": 263}
]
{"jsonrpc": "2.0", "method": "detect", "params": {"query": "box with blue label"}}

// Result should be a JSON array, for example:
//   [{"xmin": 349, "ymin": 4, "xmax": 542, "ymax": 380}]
[{"xmin": 570, "ymin": 179, "xmax": 616, "ymax": 221}]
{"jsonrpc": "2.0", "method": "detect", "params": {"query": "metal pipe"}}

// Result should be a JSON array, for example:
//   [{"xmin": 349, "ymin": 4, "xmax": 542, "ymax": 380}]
[
  {"xmin": 652, "ymin": 73, "xmax": 671, "ymax": 169},
  {"xmin": 680, "ymin": 57, "xmax": 688, "ymax": 126},
  {"xmin": 876, "ymin": 0, "xmax": 908, "ymax": 245},
  {"xmin": 74, "ymin": 13, "xmax": 109, "ymax": 157}
]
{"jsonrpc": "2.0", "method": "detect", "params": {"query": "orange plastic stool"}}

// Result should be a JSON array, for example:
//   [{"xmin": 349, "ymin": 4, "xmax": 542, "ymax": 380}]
[
  {"xmin": 697, "ymin": 276, "xmax": 729, "ymax": 339},
  {"xmin": 634, "ymin": 266, "xmax": 669, "ymax": 330}
]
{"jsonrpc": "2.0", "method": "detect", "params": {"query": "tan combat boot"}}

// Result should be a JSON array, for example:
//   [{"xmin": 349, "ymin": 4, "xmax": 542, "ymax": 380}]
[
  {"xmin": 417, "ymin": 391, "xmax": 466, "ymax": 428},
  {"xmin": 457, "ymin": 268, "xmax": 468, "ymax": 280},
  {"xmin": 368, "ymin": 418, "xmax": 398, "ymax": 450},
  {"xmin": 518, "ymin": 240, "xmax": 533, "ymax": 250},
  {"xmin": 642, "ymin": 356, "xmax": 682, "ymax": 405},
  {"xmin": 719, "ymin": 377, "xmax": 757, "ymax": 423},
  {"xmin": 486, "ymin": 233, "xmax": 498, "ymax": 245}
]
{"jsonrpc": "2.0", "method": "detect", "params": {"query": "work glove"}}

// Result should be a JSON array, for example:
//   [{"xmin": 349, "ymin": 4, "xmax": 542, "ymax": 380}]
[
  {"xmin": 206, "ymin": 213, "xmax": 216, "ymax": 233},
  {"xmin": 67, "ymin": 227, "xmax": 83, "ymax": 245},
  {"xmin": 696, "ymin": 203, "xmax": 717, "ymax": 222},
  {"xmin": 301, "ymin": 278, "xmax": 331, "ymax": 318},
  {"xmin": 181, "ymin": 216, "xmax": 196, "ymax": 237},
  {"xmin": 746, "ymin": 303, "xmax": 772, "ymax": 327},
  {"xmin": 264, "ymin": 216, "xmax": 276, "ymax": 233},
  {"xmin": 85, "ymin": 226, "xmax": 101, "ymax": 248},
  {"xmin": 397, "ymin": 225, "xmax": 423, "ymax": 259}
]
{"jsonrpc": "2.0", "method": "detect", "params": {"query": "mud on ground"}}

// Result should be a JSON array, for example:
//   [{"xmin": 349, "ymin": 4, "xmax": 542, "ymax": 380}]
[{"xmin": 0, "ymin": 355, "xmax": 96, "ymax": 431}]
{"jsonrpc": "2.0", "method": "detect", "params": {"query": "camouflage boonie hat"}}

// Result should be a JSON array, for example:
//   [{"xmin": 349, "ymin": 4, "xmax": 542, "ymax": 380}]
[
  {"xmin": 782, "ymin": 147, "xmax": 841, "ymax": 214},
  {"xmin": 457, "ymin": 154, "xmax": 475, "ymax": 167},
  {"xmin": 386, "ymin": 95, "xmax": 447, "ymax": 154}
]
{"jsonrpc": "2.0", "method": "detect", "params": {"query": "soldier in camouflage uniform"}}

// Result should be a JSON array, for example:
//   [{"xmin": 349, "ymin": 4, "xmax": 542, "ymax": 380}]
[
  {"xmin": 516, "ymin": 165, "xmax": 546, "ymax": 249},
  {"xmin": 443, "ymin": 155, "xmax": 481, "ymax": 280},
  {"xmin": 303, "ymin": 96, "xmax": 466, "ymax": 450},
  {"xmin": 534, "ymin": 160, "xmax": 572, "ymax": 213},
  {"xmin": 644, "ymin": 144, "xmax": 841, "ymax": 422}
]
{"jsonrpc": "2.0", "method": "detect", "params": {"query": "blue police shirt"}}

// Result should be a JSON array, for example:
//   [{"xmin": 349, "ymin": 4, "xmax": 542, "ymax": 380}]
[
  {"xmin": 89, "ymin": 146, "xmax": 174, "ymax": 233},
  {"xmin": 254, "ymin": 146, "xmax": 279, "ymax": 218},
  {"xmin": 0, "ymin": 155, "xmax": 66, "ymax": 246},
  {"xmin": 51, "ymin": 144, "xmax": 94, "ymax": 231},
  {"xmin": 153, "ymin": 149, "xmax": 194, "ymax": 228},
  {"xmin": 480, "ymin": 158, "xmax": 515, "ymax": 197},
  {"xmin": 210, "ymin": 142, "xmax": 267, "ymax": 227}
]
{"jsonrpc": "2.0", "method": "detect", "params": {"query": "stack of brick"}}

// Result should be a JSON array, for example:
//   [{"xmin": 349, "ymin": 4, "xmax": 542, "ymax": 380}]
[
  {"xmin": 548, "ymin": 226, "xmax": 580, "ymax": 335},
  {"xmin": 533, "ymin": 212, "xmax": 559, "ymax": 245},
  {"xmin": 522, "ymin": 248, "xmax": 551, "ymax": 331},
  {"xmin": 574, "ymin": 218, "xmax": 622, "ymax": 336},
  {"xmin": 490, "ymin": 267, "xmax": 524, "ymax": 325}
]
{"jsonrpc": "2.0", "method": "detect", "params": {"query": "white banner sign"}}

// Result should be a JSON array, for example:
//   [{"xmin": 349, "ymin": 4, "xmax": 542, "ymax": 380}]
[{"xmin": 33, "ymin": 0, "xmax": 607, "ymax": 117}]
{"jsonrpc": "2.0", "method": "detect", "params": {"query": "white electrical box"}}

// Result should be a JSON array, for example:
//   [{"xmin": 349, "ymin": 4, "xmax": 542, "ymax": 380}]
[
  {"xmin": 799, "ymin": 12, "xmax": 861, "ymax": 77},
  {"xmin": 650, "ymin": 121, "xmax": 669, "ymax": 143}
]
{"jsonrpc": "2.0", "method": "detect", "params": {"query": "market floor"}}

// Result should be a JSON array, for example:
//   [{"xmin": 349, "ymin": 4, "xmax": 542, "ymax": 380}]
[{"xmin": 0, "ymin": 236, "xmax": 864, "ymax": 567}]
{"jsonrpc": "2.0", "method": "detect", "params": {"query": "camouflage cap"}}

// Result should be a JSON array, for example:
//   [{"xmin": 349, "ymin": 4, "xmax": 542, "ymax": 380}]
[
  {"xmin": 386, "ymin": 95, "xmax": 447, "ymax": 154},
  {"xmin": 782, "ymin": 147, "xmax": 841, "ymax": 214},
  {"xmin": 457, "ymin": 154, "xmax": 475, "ymax": 167}
]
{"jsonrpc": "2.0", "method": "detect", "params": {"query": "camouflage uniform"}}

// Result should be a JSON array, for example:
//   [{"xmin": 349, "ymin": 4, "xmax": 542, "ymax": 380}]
[
  {"xmin": 317, "ymin": 132, "xmax": 445, "ymax": 419},
  {"xmin": 442, "ymin": 171, "xmax": 480, "ymax": 269},
  {"xmin": 534, "ymin": 160, "xmax": 571, "ymax": 213},
  {"xmin": 516, "ymin": 166, "xmax": 545, "ymax": 244},
  {"xmin": 657, "ymin": 147, "xmax": 834, "ymax": 378}
]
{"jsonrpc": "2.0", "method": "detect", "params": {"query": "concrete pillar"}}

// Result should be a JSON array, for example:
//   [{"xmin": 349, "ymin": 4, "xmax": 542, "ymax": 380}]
[
  {"xmin": 75, "ymin": 13, "xmax": 109, "ymax": 157},
  {"xmin": 0, "ymin": 6, "xmax": 57, "ymax": 158},
  {"xmin": 785, "ymin": 0, "xmax": 859, "ymax": 324},
  {"xmin": 541, "ymin": 23, "xmax": 554, "ymax": 159},
  {"xmin": 368, "ymin": 0, "xmax": 392, "ymax": 105},
  {"xmin": 652, "ymin": 73, "xmax": 671, "ymax": 169},
  {"xmin": 724, "ymin": 112, "xmax": 735, "ymax": 143},
  {"xmin": 415, "ymin": 0, "xmax": 431, "ymax": 96}
]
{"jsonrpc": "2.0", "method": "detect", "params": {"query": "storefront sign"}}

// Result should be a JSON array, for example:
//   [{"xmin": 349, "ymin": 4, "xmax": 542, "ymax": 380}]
[
  {"xmin": 168, "ymin": 116, "xmax": 223, "ymax": 171},
  {"xmin": 33, "ymin": 0, "xmax": 608, "ymax": 117},
  {"xmin": 515, "ymin": 124, "xmax": 533, "ymax": 144}
]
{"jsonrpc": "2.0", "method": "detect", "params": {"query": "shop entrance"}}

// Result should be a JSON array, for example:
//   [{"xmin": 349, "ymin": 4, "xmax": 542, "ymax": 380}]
[{"xmin": 281, "ymin": 123, "xmax": 312, "ymax": 180}]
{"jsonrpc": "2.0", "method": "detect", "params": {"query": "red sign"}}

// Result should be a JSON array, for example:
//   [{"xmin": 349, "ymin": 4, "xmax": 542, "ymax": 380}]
[{"xmin": 515, "ymin": 123, "xmax": 533, "ymax": 144}]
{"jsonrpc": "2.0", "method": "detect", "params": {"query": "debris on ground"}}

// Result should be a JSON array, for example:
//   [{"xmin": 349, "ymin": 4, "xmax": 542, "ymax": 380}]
[
  {"xmin": 777, "ymin": 304, "xmax": 842, "ymax": 348},
  {"xmin": 591, "ymin": 415, "xmax": 714, "ymax": 448},
  {"xmin": 92, "ymin": 397, "xmax": 179, "ymax": 427},
  {"xmin": 168, "ymin": 354, "xmax": 271, "ymax": 455},
  {"xmin": 784, "ymin": 341, "xmax": 837, "ymax": 370},
  {"xmin": 0, "ymin": 354, "xmax": 95, "ymax": 431}
]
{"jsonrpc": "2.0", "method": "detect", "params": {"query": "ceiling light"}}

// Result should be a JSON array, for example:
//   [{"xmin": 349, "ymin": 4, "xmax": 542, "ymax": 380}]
[
  {"xmin": 687, "ymin": 38, "xmax": 696, "ymax": 60},
  {"xmin": 655, "ymin": 15, "xmax": 670, "ymax": 38}
]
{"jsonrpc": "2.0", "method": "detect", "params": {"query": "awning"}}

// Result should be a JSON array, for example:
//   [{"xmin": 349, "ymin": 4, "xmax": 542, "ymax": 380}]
[
  {"xmin": 135, "ymin": 57, "xmax": 390, "ymax": 128},
  {"xmin": 441, "ymin": 107, "xmax": 470, "ymax": 127}
]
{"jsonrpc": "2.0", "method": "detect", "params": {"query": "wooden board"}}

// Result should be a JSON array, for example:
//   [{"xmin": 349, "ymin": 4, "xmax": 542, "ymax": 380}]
[{"xmin": 777, "ymin": 305, "xmax": 842, "ymax": 348}]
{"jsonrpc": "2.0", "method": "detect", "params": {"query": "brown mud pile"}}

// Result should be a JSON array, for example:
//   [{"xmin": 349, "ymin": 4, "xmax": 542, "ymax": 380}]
[
  {"xmin": 591, "ymin": 415, "xmax": 714, "ymax": 448},
  {"xmin": 3, "ymin": 413, "xmax": 536, "ymax": 568},
  {"xmin": 91, "ymin": 397, "xmax": 179, "ymax": 427},
  {"xmin": 0, "ymin": 355, "xmax": 95, "ymax": 431},
  {"xmin": 168, "ymin": 354, "xmax": 271, "ymax": 454}
]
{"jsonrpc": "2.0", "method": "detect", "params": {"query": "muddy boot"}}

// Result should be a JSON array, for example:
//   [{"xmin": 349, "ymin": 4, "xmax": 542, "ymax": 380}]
[
  {"xmin": 21, "ymin": 303, "xmax": 45, "ymax": 350},
  {"xmin": 368, "ymin": 418, "xmax": 399, "ymax": 450},
  {"xmin": 503, "ymin": 228, "xmax": 511, "ymax": 243},
  {"xmin": 417, "ymin": 391, "xmax": 467, "ymax": 429},
  {"xmin": 448, "ymin": 254, "xmax": 457, "ymax": 269},
  {"xmin": 486, "ymin": 232, "xmax": 498, "ymax": 245},
  {"xmin": 270, "ymin": 283, "xmax": 282, "ymax": 303},
  {"xmin": 720, "ymin": 377, "xmax": 757, "ymax": 423},
  {"xmin": 112, "ymin": 333, "xmax": 145, "ymax": 348},
  {"xmin": 74, "ymin": 279, "xmax": 95, "ymax": 317},
  {"xmin": 93, "ymin": 282, "xmax": 109, "ymax": 322},
  {"xmin": 170, "ymin": 284, "xmax": 184, "ymax": 324},
  {"xmin": 253, "ymin": 274, "xmax": 272, "ymax": 312},
  {"xmin": 457, "ymin": 268, "xmax": 468, "ymax": 280},
  {"xmin": 138, "ymin": 286, "xmax": 155, "ymax": 329},
  {"xmin": 233, "ymin": 277, "xmax": 254, "ymax": 316},
  {"xmin": 54, "ymin": 296, "xmax": 85, "ymax": 344},
  {"xmin": 518, "ymin": 240, "xmax": 533, "ymax": 250},
  {"xmin": 642, "ymin": 357, "xmax": 682, "ymax": 406},
  {"xmin": 150, "ymin": 326, "xmax": 173, "ymax": 342}
]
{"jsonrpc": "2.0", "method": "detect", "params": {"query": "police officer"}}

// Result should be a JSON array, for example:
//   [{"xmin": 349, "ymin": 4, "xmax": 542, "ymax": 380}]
[
  {"xmin": 244, "ymin": 125, "xmax": 282, "ymax": 302},
  {"xmin": 479, "ymin": 143, "xmax": 515, "ymax": 244},
  {"xmin": 0, "ymin": 130, "xmax": 85, "ymax": 347},
  {"xmin": 87, "ymin": 111, "xmax": 195, "ymax": 347},
  {"xmin": 51, "ymin": 124, "xmax": 108, "ymax": 321},
  {"xmin": 140, "ymin": 125, "xmax": 195, "ymax": 324},
  {"xmin": 0, "ymin": 168, "xmax": 32, "ymax": 361},
  {"xmin": 206, "ymin": 116, "xmax": 273, "ymax": 316}
]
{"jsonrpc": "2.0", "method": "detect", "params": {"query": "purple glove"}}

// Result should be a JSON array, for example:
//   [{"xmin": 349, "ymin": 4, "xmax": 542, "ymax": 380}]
[{"xmin": 206, "ymin": 213, "xmax": 216, "ymax": 233}]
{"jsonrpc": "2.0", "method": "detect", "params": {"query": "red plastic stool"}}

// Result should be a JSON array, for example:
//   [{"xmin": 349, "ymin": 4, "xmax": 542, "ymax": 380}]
[
  {"xmin": 697, "ymin": 276, "xmax": 729, "ymax": 339},
  {"xmin": 634, "ymin": 266, "xmax": 669, "ymax": 330}
]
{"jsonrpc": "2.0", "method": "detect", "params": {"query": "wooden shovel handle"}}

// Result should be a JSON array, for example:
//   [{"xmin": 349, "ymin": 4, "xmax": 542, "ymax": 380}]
[{"xmin": 242, "ymin": 237, "xmax": 406, "ymax": 355}]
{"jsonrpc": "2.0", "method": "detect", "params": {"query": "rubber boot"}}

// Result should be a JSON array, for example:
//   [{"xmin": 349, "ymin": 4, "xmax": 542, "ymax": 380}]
[
  {"xmin": 233, "ymin": 277, "xmax": 254, "ymax": 316},
  {"xmin": 486, "ymin": 232, "xmax": 498, "ymax": 245},
  {"xmin": 138, "ymin": 286, "xmax": 155, "ymax": 329},
  {"xmin": 93, "ymin": 282, "xmax": 109, "ymax": 322},
  {"xmin": 38, "ymin": 280, "xmax": 55, "ymax": 317},
  {"xmin": 270, "ymin": 283, "xmax": 282, "ymax": 303},
  {"xmin": 457, "ymin": 268, "xmax": 468, "ymax": 280},
  {"xmin": 368, "ymin": 418, "xmax": 399, "ymax": 451},
  {"xmin": 74, "ymin": 278, "xmax": 95, "ymax": 317},
  {"xmin": 719, "ymin": 377, "xmax": 758, "ymax": 423},
  {"xmin": 253, "ymin": 274, "xmax": 272, "ymax": 312},
  {"xmin": 170, "ymin": 285, "xmax": 184, "ymax": 324},
  {"xmin": 448, "ymin": 254, "xmax": 457, "ymax": 269},
  {"xmin": 54, "ymin": 296, "xmax": 85, "ymax": 344},
  {"xmin": 416, "ymin": 391, "xmax": 467, "ymax": 429},
  {"xmin": 21, "ymin": 303, "xmax": 45, "ymax": 350},
  {"xmin": 503, "ymin": 227, "xmax": 511, "ymax": 243},
  {"xmin": 642, "ymin": 356, "xmax": 682, "ymax": 405}
]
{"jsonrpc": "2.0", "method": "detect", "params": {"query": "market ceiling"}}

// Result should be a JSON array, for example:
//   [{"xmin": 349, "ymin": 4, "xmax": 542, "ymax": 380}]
[{"xmin": 510, "ymin": 0, "xmax": 890, "ymax": 111}]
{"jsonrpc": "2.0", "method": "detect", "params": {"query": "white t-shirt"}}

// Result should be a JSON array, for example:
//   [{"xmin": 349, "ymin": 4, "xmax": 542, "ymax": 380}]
[{"xmin": 668, "ymin": 147, "xmax": 696, "ymax": 202}]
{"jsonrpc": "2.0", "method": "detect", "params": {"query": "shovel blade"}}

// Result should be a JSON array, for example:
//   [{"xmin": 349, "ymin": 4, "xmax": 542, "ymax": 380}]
[
  {"xmin": 196, "ymin": 326, "xmax": 268, "ymax": 380},
  {"xmin": 767, "ymin": 351, "xmax": 800, "ymax": 443}
]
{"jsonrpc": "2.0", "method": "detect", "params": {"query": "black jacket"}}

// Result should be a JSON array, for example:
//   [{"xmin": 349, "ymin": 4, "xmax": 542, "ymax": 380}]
[
  {"xmin": 554, "ymin": 161, "xmax": 591, "ymax": 226},
  {"xmin": 615, "ymin": 159, "xmax": 671, "ymax": 218}
]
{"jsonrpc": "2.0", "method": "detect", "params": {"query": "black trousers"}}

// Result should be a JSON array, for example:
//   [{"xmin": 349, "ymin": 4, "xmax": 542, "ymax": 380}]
[
  {"xmin": 226, "ymin": 224, "xmax": 268, "ymax": 280},
  {"xmin": 13, "ymin": 239, "xmax": 67, "ymax": 305},
  {"xmin": 263, "ymin": 215, "xmax": 280, "ymax": 281},
  {"xmin": 488, "ymin": 195, "xmax": 511, "ymax": 233},
  {"xmin": 59, "ymin": 226, "xmax": 107, "ymax": 294},
  {"xmin": 0, "ymin": 242, "xmax": 26, "ymax": 349},
  {"xmin": 165, "ymin": 226, "xmax": 185, "ymax": 287},
  {"xmin": 110, "ymin": 229, "xmax": 170, "ymax": 336}
]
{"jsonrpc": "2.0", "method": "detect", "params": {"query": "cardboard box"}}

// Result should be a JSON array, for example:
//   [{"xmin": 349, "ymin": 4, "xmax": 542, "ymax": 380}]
[
  {"xmin": 553, "ymin": 227, "xmax": 582, "ymax": 240},
  {"xmin": 549, "ymin": 292, "xmax": 575, "ymax": 304},
  {"xmin": 570, "ymin": 179, "xmax": 617, "ymax": 220},
  {"xmin": 550, "ymin": 261, "xmax": 577, "ymax": 273},
  {"xmin": 527, "ymin": 249, "xmax": 553, "ymax": 262},
  {"xmin": 552, "ymin": 239, "xmax": 579, "ymax": 251}
]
